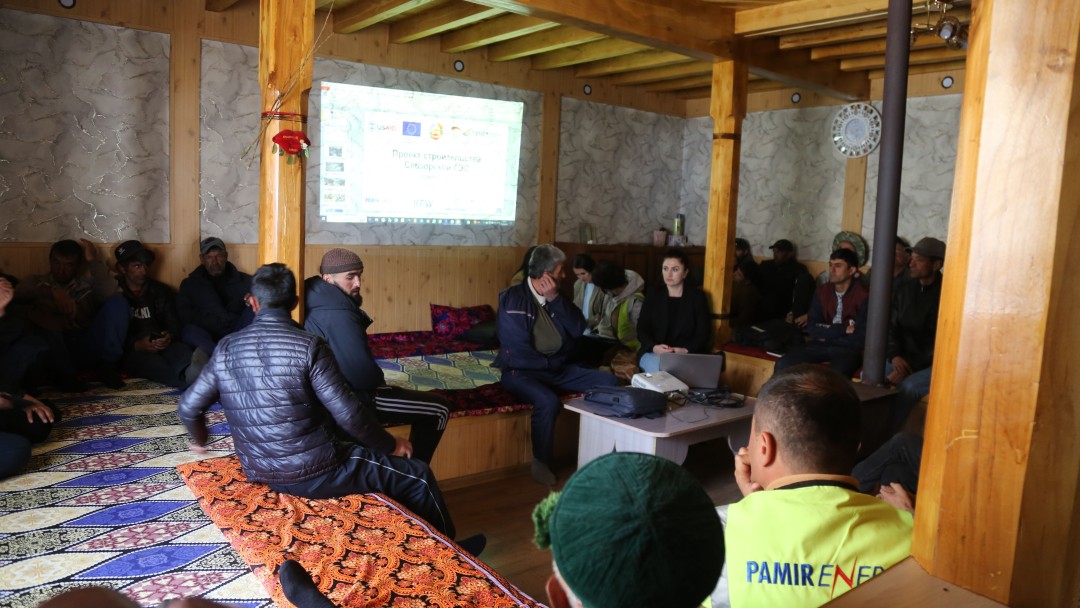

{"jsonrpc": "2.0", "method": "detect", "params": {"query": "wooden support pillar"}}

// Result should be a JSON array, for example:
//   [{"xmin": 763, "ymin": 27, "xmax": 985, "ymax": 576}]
[
  {"xmin": 702, "ymin": 58, "xmax": 747, "ymax": 348},
  {"xmin": 170, "ymin": 0, "xmax": 202, "ymax": 269},
  {"xmin": 841, "ymin": 155, "xmax": 867, "ymax": 234},
  {"xmin": 258, "ymin": 0, "xmax": 314, "ymax": 319},
  {"xmin": 909, "ymin": 0, "xmax": 1080, "ymax": 604},
  {"xmin": 537, "ymin": 90, "xmax": 561, "ymax": 245}
]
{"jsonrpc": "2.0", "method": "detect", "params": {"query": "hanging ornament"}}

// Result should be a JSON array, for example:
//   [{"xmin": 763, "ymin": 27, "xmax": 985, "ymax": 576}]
[{"xmin": 271, "ymin": 130, "xmax": 311, "ymax": 162}]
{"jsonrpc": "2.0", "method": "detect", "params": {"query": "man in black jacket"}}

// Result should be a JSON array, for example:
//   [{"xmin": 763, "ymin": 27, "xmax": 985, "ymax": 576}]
[
  {"xmin": 81, "ymin": 240, "xmax": 196, "ymax": 389},
  {"xmin": 884, "ymin": 237, "xmax": 945, "ymax": 431},
  {"xmin": 179, "ymin": 264, "xmax": 470, "ymax": 544},
  {"xmin": 303, "ymin": 249, "xmax": 451, "ymax": 464},
  {"xmin": 177, "ymin": 237, "xmax": 253, "ymax": 357}
]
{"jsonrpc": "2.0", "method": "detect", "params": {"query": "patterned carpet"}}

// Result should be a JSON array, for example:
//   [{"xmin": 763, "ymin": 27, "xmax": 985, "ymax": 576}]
[
  {"xmin": 378, "ymin": 350, "xmax": 501, "ymax": 391},
  {"xmin": 0, "ymin": 380, "xmax": 270, "ymax": 608}
]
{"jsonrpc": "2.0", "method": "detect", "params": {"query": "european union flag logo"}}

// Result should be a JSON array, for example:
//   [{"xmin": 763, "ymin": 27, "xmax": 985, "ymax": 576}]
[{"xmin": 402, "ymin": 121, "xmax": 421, "ymax": 137}]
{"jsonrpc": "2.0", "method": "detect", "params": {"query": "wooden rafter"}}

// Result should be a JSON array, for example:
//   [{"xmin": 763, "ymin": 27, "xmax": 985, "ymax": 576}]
[
  {"xmin": 779, "ymin": 7, "xmax": 971, "ymax": 50},
  {"xmin": 574, "ymin": 50, "xmax": 692, "ymax": 77},
  {"xmin": 488, "ymin": 25, "xmax": 605, "ymax": 61},
  {"xmin": 743, "ymin": 37, "xmax": 868, "ymax": 100},
  {"xmin": 866, "ymin": 59, "xmax": 966, "ymax": 80},
  {"xmin": 642, "ymin": 74, "xmax": 712, "ymax": 92},
  {"xmin": 333, "ymin": 0, "xmax": 443, "ymax": 34},
  {"xmin": 468, "ymin": 0, "xmax": 735, "ymax": 60},
  {"xmin": 811, "ymin": 34, "xmax": 947, "ymax": 61},
  {"xmin": 606, "ymin": 60, "xmax": 712, "ymax": 85},
  {"xmin": 839, "ymin": 46, "xmax": 967, "ymax": 71},
  {"xmin": 389, "ymin": 2, "xmax": 505, "ymax": 43},
  {"xmin": 531, "ymin": 38, "xmax": 651, "ymax": 70},
  {"xmin": 441, "ymin": 13, "xmax": 557, "ymax": 53},
  {"xmin": 736, "ymin": 0, "xmax": 922, "ymax": 37}
]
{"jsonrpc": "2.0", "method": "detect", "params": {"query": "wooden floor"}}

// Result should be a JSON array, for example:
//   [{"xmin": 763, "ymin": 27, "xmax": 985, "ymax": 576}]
[{"xmin": 443, "ymin": 437, "xmax": 743, "ymax": 602}]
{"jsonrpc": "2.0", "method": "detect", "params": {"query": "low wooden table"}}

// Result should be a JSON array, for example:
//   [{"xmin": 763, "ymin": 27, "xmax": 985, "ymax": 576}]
[{"xmin": 564, "ymin": 396, "xmax": 756, "ymax": 467}]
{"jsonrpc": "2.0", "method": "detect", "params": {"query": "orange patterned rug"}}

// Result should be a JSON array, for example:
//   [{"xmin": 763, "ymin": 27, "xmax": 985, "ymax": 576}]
[{"xmin": 177, "ymin": 455, "xmax": 543, "ymax": 608}]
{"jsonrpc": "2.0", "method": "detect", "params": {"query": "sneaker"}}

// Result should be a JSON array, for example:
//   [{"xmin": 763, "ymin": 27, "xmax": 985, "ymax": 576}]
[
  {"xmin": 184, "ymin": 348, "xmax": 210, "ymax": 385},
  {"xmin": 531, "ymin": 459, "xmax": 557, "ymax": 486}
]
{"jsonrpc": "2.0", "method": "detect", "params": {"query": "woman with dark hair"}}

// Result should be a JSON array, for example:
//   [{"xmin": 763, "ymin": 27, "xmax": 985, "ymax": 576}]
[
  {"xmin": 636, "ymin": 250, "xmax": 712, "ymax": 372},
  {"xmin": 571, "ymin": 253, "xmax": 607, "ymax": 334}
]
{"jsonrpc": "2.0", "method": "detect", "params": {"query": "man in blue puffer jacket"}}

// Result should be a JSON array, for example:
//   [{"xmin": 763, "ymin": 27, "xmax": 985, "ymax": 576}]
[{"xmin": 496, "ymin": 244, "xmax": 617, "ymax": 485}]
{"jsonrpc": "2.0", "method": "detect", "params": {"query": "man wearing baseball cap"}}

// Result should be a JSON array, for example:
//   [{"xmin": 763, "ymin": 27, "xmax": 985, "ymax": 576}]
[
  {"xmin": 80, "ymin": 240, "xmax": 197, "ymax": 389},
  {"xmin": 882, "ymin": 236, "xmax": 946, "ymax": 431},
  {"xmin": 303, "ymin": 248, "xmax": 452, "ymax": 464},
  {"xmin": 532, "ymin": 452, "xmax": 725, "ymax": 608},
  {"xmin": 177, "ymin": 237, "xmax": 253, "ymax": 358}
]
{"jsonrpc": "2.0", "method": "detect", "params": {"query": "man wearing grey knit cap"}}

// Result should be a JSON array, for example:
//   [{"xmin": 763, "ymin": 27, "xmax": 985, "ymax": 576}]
[
  {"xmin": 532, "ymin": 452, "xmax": 724, "ymax": 608},
  {"xmin": 304, "ymin": 248, "xmax": 452, "ymax": 463}
]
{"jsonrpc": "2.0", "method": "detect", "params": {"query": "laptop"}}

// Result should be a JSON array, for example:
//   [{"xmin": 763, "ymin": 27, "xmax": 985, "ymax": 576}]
[{"xmin": 658, "ymin": 352, "xmax": 725, "ymax": 392}]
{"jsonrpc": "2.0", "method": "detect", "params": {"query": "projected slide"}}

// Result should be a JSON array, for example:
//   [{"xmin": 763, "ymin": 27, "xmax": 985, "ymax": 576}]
[{"xmin": 318, "ymin": 82, "xmax": 524, "ymax": 226}]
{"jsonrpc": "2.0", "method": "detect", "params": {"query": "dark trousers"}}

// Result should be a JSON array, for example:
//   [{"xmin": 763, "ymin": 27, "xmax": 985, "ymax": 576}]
[
  {"xmin": 81, "ymin": 294, "xmax": 193, "ymax": 389},
  {"xmin": 0, "ymin": 319, "xmax": 49, "ymax": 393},
  {"xmin": 371, "ymin": 387, "xmax": 450, "ymax": 464},
  {"xmin": 501, "ymin": 364, "xmax": 618, "ymax": 464},
  {"xmin": 774, "ymin": 342, "xmax": 863, "ymax": 379},
  {"xmin": 852, "ymin": 431, "xmax": 924, "ymax": 495},
  {"xmin": 270, "ymin": 444, "xmax": 455, "ymax": 537},
  {"xmin": 0, "ymin": 400, "xmax": 60, "ymax": 479}
]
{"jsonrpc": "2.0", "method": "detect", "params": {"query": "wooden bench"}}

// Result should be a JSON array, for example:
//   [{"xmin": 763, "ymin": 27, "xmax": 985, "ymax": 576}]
[{"xmin": 720, "ymin": 343, "xmax": 779, "ymax": 397}]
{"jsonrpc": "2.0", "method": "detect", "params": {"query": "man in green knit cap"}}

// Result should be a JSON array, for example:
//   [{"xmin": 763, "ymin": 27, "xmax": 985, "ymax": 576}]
[{"xmin": 532, "ymin": 452, "xmax": 725, "ymax": 608}]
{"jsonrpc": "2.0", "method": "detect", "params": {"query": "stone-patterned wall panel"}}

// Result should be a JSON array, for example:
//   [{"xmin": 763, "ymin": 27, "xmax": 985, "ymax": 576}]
[
  {"xmin": 0, "ymin": 9, "xmax": 170, "ymax": 243},
  {"xmin": 557, "ymin": 98, "xmax": 686, "ymax": 246}
]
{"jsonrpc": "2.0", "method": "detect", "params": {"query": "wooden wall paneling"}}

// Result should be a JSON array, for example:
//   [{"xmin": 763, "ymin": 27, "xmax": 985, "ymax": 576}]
[
  {"xmin": 907, "ymin": 0, "xmax": 1080, "ymax": 604},
  {"xmin": 841, "ymin": 155, "xmax": 868, "ymax": 233},
  {"xmin": 0, "ymin": 0, "xmax": 175, "ymax": 32},
  {"xmin": 702, "ymin": 59, "xmax": 747, "ymax": 348},
  {"xmin": 869, "ymin": 63, "xmax": 967, "ymax": 99}
]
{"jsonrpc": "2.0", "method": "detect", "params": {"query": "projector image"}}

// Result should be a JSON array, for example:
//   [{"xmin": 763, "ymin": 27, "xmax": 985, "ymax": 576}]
[{"xmin": 631, "ymin": 371, "xmax": 689, "ymax": 394}]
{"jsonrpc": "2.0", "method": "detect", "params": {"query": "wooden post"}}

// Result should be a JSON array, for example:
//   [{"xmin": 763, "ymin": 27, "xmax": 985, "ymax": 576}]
[
  {"xmin": 258, "ymin": 0, "xmax": 314, "ymax": 319},
  {"xmin": 841, "ymin": 156, "xmax": 867, "ymax": 234},
  {"xmin": 537, "ymin": 90, "xmax": 560, "ymax": 245},
  {"xmin": 910, "ymin": 0, "xmax": 1080, "ymax": 604},
  {"xmin": 702, "ymin": 58, "xmax": 747, "ymax": 348},
  {"xmin": 170, "ymin": 0, "xmax": 203, "ymax": 281}
]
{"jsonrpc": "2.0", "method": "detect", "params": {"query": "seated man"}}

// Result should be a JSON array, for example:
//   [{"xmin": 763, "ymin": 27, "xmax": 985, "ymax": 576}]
[
  {"xmin": 775, "ymin": 249, "xmax": 869, "ymax": 379},
  {"xmin": 0, "ymin": 391, "xmax": 58, "ymax": 480},
  {"xmin": 532, "ymin": 452, "xmax": 725, "ymax": 608},
  {"xmin": 304, "ymin": 249, "xmax": 450, "ymax": 464},
  {"xmin": 496, "ymin": 244, "xmax": 618, "ymax": 485},
  {"xmin": 713, "ymin": 364, "xmax": 913, "ymax": 607},
  {"xmin": 13, "ymin": 238, "xmax": 114, "ymax": 389},
  {"xmin": 82, "ymin": 240, "xmax": 197, "ymax": 389},
  {"xmin": 884, "ymin": 237, "xmax": 945, "ymax": 432},
  {"xmin": 590, "ymin": 260, "xmax": 645, "ymax": 351},
  {"xmin": 0, "ymin": 274, "xmax": 48, "ymax": 394},
  {"xmin": 177, "ymin": 237, "xmax": 253, "ymax": 357},
  {"xmin": 736, "ymin": 239, "xmax": 814, "ymax": 354},
  {"xmin": 862, "ymin": 236, "xmax": 911, "ymax": 291},
  {"xmin": 180, "ymin": 263, "xmax": 479, "ymax": 551}
]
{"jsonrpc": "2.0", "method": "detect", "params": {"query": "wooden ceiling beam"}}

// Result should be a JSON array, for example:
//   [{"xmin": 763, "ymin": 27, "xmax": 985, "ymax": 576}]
[
  {"xmin": 779, "ymin": 7, "xmax": 971, "ymax": 50},
  {"xmin": 606, "ymin": 61, "xmax": 712, "ymax": 85},
  {"xmin": 743, "ymin": 37, "xmax": 869, "ymax": 100},
  {"xmin": 488, "ymin": 25, "xmax": 605, "ymax": 61},
  {"xmin": 736, "ymin": 0, "xmax": 921, "ymax": 37},
  {"xmin": 574, "ymin": 50, "xmax": 693, "ymax": 78},
  {"xmin": 674, "ymin": 86, "xmax": 712, "ymax": 99},
  {"xmin": 811, "ymin": 34, "xmax": 947, "ymax": 61},
  {"xmin": 531, "ymin": 38, "xmax": 651, "ymax": 70},
  {"xmin": 205, "ymin": 0, "xmax": 243, "ymax": 11},
  {"xmin": 840, "ymin": 47, "xmax": 967, "ymax": 71},
  {"xmin": 441, "ymin": 14, "xmax": 557, "ymax": 53},
  {"xmin": 866, "ymin": 59, "xmax": 966, "ymax": 80},
  {"xmin": 390, "ymin": 2, "xmax": 505, "ymax": 43},
  {"xmin": 467, "ymin": 0, "xmax": 734, "ymax": 60},
  {"xmin": 642, "ymin": 74, "xmax": 712, "ymax": 92},
  {"xmin": 333, "ymin": 0, "xmax": 442, "ymax": 34}
]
